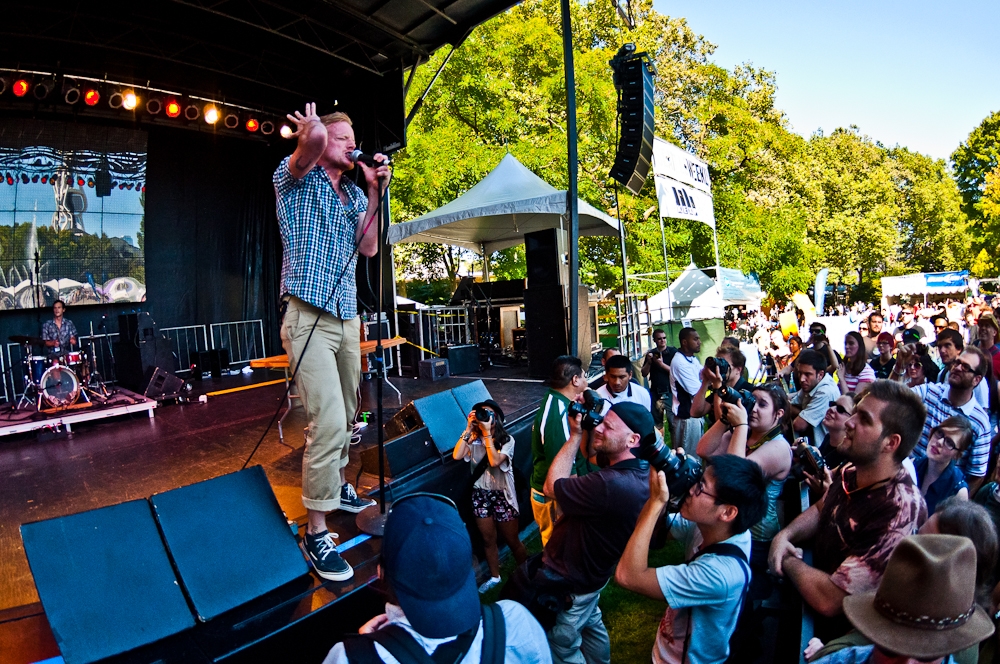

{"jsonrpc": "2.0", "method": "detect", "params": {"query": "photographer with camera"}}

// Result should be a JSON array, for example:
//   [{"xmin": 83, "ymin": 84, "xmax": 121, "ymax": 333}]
[
  {"xmin": 769, "ymin": 380, "xmax": 927, "ymax": 642},
  {"xmin": 790, "ymin": 350, "xmax": 843, "ymax": 445},
  {"xmin": 697, "ymin": 383, "xmax": 791, "ymax": 547},
  {"xmin": 453, "ymin": 400, "xmax": 529, "ymax": 594},
  {"xmin": 615, "ymin": 455, "xmax": 768, "ymax": 664},
  {"xmin": 596, "ymin": 354, "xmax": 652, "ymax": 412},
  {"xmin": 530, "ymin": 356, "xmax": 592, "ymax": 546},
  {"xmin": 690, "ymin": 347, "xmax": 752, "ymax": 420},
  {"xmin": 534, "ymin": 402, "xmax": 654, "ymax": 664},
  {"xmin": 642, "ymin": 329, "xmax": 677, "ymax": 432}
]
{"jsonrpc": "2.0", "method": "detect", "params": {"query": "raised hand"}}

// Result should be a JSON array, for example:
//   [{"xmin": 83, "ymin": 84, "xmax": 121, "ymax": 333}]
[{"xmin": 285, "ymin": 102, "xmax": 322, "ymax": 139}]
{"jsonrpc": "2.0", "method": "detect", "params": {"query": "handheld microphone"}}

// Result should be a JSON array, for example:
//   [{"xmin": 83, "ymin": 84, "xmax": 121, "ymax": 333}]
[{"xmin": 350, "ymin": 149, "xmax": 390, "ymax": 167}]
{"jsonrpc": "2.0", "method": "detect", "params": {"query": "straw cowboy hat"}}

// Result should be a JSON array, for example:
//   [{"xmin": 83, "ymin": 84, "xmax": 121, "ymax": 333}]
[{"xmin": 843, "ymin": 534, "xmax": 994, "ymax": 659}]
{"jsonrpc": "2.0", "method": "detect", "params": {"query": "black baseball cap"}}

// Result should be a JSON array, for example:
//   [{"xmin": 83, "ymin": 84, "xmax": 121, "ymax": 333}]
[{"xmin": 609, "ymin": 402, "xmax": 655, "ymax": 446}]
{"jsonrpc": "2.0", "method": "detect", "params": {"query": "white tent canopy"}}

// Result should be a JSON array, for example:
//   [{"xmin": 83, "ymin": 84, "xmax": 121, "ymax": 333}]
[
  {"xmin": 646, "ymin": 263, "xmax": 726, "ymax": 322},
  {"xmin": 386, "ymin": 154, "xmax": 620, "ymax": 253}
]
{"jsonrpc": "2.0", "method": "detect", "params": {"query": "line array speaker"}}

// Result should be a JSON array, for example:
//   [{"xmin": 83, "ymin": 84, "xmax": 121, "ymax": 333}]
[{"xmin": 609, "ymin": 52, "xmax": 656, "ymax": 195}]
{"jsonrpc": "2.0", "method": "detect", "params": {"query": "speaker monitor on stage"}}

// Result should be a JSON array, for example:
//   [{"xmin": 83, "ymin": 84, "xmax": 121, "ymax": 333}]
[
  {"xmin": 145, "ymin": 367, "xmax": 187, "ymax": 400},
  {"xmin": 609, "ymin": 49, "xmax": 655, "ymax": 195}
]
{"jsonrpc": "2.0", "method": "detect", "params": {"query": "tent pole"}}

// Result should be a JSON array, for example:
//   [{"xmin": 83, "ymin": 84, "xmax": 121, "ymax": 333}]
[
  {"xmin": 560, "ymin": 0, "xmax": 580, "ymax": 358},
  {"xmin": 712, "ymin": 226, "xmax": 721, "ymax": 285}
]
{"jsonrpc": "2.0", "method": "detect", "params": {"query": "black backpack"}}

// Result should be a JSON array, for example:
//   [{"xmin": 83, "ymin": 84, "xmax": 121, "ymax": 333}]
[{"xmin": 343, "ymin": 603, "xmax": 505, "ymax": 664}]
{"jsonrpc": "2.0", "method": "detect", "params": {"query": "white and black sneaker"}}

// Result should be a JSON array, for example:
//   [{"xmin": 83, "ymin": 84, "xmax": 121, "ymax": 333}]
[
  {"xmin": 304, "ymin": 530, "xmax": 354, "ymax": 582},
  {"xmin": 339, "ymin": 483, "xmax": 376, "ymax": 513}
]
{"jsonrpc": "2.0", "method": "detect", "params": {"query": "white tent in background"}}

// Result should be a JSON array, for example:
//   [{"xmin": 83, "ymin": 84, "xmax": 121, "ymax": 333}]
[
  {"xmin": 386, "ymin": 153, "xmax": 619, "ymax": 252},
  {"xmin": 646, "ymin": 263, "xmax": 726, "ymax": 322}
]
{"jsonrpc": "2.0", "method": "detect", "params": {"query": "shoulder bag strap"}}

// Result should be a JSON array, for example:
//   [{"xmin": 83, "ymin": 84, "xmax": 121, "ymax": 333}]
[
  {"xmin": 480, "ymin": 603, "xmax": 506, "ymax": 664},
  {"xmin": 342, "ymin": 635, "xmax": 384, "ymax": 664},
  {"xmin": 680, "ymin": 543, "xmax": 751, "ymax": 664}
]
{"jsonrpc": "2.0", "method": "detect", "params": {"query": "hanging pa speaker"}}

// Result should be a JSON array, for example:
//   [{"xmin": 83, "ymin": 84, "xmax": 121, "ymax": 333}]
[{"xmin": 609, "ymin": 54, "xmax": 655, "ymax": 195}]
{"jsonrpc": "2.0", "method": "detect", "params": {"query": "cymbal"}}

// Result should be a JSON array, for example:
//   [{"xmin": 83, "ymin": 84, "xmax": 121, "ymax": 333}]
[{"xmin": 9, "ymin": 335, "xmax": 45, "ymax": 345}]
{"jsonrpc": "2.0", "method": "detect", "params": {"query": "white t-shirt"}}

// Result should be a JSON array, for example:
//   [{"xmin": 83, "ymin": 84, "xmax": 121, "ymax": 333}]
[
  {"xmin": 596, "ymin": 381, "xmax": 652, "ymax": 411},
  {"xmin": 653, "ymin": 519, "xmax": 751, "ymax": 664},
  {"xmin": 670, "ymin": 352, "xmax": 703, "ymax": 418}
]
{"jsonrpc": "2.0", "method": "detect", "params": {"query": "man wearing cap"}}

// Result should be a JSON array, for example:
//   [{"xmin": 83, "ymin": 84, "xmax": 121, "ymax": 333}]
[
  {"xmin": 323, "ymin": 493, "xmax": 551, "ymax": 664},
  {"xmin": 540, "ymin": 401, "xmax": 653, "ymax": 664},
  {"xmin": 770, "ymin": 380, "xmax": 928, "ymax": 642},
  {"xmin": 809, "ymin": 535, "xmax": 993, "ymax": 664},
  {"xmin": 893, "ymin": 305, "xmax": 931, "ymax": 344}
]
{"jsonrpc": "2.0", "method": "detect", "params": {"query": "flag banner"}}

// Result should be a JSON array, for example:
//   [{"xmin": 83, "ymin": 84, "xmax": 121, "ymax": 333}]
[
  {"xmin": 654, "ymin": 175, "xmax": 716, "ymax": 228},
  {"xmin": 652, "ymin": 137, "xmax": 712, "ymax": 194}
]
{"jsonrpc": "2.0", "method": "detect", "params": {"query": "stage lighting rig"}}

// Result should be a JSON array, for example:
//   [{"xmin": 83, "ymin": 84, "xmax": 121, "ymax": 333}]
[
  {"xmin": 64, "ymin": 84, "xmax": 81, "ymax": 105},
  {"xmin": 260, "ymin": 120, "xmax": 275, "ymax": 135},
  {"xmin": 245, "ymin": 118, "xmax": 259, "ymax": 132},
  {"xmin": 203, "ymin": 105, "xmax": 220, "ymax": 124},
  {"xmin": 165, "ymin": 98, "xmax": 182, "ymax": 117},
  {"xmin": 278, "ymin": 124, "xmax": 293, "ymax": 139},
  {"xmin": 122, "ymin": 90, "xmax": 138, "ymax": 110},
  {"xmin": 33, "ymin": 78, "xmax": 55, "ymax": 100},
  {"xmin": 146, "ymin": 98, "xmax": 162, "ymax": 115},
  {"xmin": 84, "ymin": 88, "xmax": 100, "ymax": 106},
  {"xmin": 224, "ymin": 113, "xmax": 239, "ymax": 129},
  {"xmin": 12, "ymin": 79, "xmax": 30, "ymax": 97},
  {"xmin": 184, "ymin": 104, "xmax": 200, "ymax": 120},
  {"xmin": 0, "ymin": 77, "xmax": 7, "ymax": 95},
  {"xmin": 108, "ymin": 91, "xmax": 123, "ymax": 108}
]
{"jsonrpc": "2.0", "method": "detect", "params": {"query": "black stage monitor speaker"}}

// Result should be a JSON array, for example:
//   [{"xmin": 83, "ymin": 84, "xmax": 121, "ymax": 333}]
[
  {"xmin": 451, "ymin": 380, "xmax": 492, "ymax": 415},
  {"xmin": 385, "ymin": 401, "xmax": 424, "ymax": 439},
  {"xmin": 441, "ymin": 344, "xmax": 479, "ymax": 375},
  {"xmin": 609, "ymin": 53, "xmax": 655, "ymax": 195},
  {"xmin": 150, "ymin": 466, "xmax": 310, "ymax": 621},
  {"xmin": 361, "ymin": 427, "xmax": 439, "ymax": 478},
  {"xmin": 146, "ymin": 367, "xmax": 186, "ymax": 400},
  {"xmin": 413, "ymin": 390, "xmax": 468, "ymax": 455},
  {"xmin": 21, "ymin": 500, "xmax": 195, "ymax": 664},
  {"xmin": 524, "ymin": 285, "xmax": 568, "ymax": 378}
]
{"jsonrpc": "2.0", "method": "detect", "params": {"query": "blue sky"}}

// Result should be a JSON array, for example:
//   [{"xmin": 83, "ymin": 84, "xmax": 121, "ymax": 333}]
[{"xmin": 652, "ymin": 0, "xmax": 1000, "ymax": 161}]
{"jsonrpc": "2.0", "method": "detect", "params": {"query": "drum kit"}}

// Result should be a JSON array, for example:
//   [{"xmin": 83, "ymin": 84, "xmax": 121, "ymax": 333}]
[{"xmin": 9, "ymin": 335, "xmax": 110, "ymax": 411}]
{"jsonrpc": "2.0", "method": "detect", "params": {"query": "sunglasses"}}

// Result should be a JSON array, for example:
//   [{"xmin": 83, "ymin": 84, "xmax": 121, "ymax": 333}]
[
  {"xmin": 828, "ymin": 400, "xmax": 851, "ymax": 416},
  {"xmin": 907, "ymin": 362, "xmax": 922, "ymax": 370}
]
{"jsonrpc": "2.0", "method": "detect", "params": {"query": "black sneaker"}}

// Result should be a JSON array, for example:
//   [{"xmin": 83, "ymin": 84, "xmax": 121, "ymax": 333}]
[
  {"xmin": 339, "ymin": 483, "xmax": 376, "ymax": 513},
  {"xmin": 304, "ymin": 530, "xmax": 354, "ymax": 582}
]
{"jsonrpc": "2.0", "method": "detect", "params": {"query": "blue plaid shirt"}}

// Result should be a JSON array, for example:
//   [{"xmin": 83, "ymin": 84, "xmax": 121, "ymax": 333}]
[
  {"xmin": 911, "ymin": 382, "xmax": 991, "ymax": 478},
  {"xmin": 274, "ymin": 156, "xmax": 368, "ymax": 319}
]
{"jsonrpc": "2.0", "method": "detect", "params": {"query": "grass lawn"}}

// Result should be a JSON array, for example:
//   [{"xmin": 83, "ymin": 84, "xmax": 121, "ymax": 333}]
[{"xmin": 482, "ymin": 530, "xmax": 685, "ymax": 663}]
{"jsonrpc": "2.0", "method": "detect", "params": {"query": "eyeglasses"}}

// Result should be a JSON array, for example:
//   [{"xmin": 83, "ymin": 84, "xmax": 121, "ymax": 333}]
[
  {"xmin": 691, "ymin": 478, "xmax": 717, "ymax": 499},
  {"xmin": 653, "ymin": 336, "xmax": 666, "ymax": 342},
  {"xmin": 930, "ymin": 431, "xmax": 960, "ymax": 452},
  {"xmin": 907, "ymin": 362, "xmax": 922, "ymax": 371},
  {"xmin": 827, "ymin": 400, "xmax": 851, "ymax": 415},
  {"xmin": 951, "ymin": 359, "xmax": 978, "ymax": 374}
]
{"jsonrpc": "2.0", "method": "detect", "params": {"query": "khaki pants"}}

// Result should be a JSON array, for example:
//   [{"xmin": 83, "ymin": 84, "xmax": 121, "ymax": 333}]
[
  {"xmin": 281, "ymin": 296, "xmax": 361, "ymax": 512},
  {"xmin": 531, "ymin": 488, "xmax": 560, "ymax": 547}
]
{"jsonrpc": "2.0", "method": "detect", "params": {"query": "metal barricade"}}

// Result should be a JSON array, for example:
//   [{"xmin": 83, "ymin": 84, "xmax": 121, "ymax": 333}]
[
  {"xmin": 615, "ymin": 294, "xmax": 651, "ymax": 359},
  {"xmin": 210, "ymin": 319, "xmax": 266, "ymax": 367},
  {"xmin": 414, "ymin": 306, "xmax": 472, "ymax": 360},
  {"xmin": 160, "ymin": 325, "xmax": 209, "ymax": 374}
]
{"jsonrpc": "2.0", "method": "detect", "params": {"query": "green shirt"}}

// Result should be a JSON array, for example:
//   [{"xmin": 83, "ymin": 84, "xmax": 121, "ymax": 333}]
[{"xmin": 530, "ymin": 389, "xmax": 590, "ymax": 491}]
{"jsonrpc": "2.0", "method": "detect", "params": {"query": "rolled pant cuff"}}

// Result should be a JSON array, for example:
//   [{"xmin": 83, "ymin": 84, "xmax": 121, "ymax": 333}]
[{"xmin": 303, "ymin": 495, "xmax": 342, "ymax": 512}]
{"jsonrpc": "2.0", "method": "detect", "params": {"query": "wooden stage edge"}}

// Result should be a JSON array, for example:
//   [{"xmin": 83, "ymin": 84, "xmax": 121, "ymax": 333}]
[{"xmin": 0, "ymin": 389, "xmax": 156, "ymax": 437}]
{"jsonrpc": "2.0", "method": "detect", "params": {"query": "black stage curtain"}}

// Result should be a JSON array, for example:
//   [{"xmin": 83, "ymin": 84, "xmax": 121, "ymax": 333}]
[{"xmin": 143, "ymin": 129, "xmax": 285, "ymax": 356}]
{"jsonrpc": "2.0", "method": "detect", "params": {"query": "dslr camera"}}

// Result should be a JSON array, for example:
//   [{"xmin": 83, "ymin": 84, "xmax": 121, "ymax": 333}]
[
  {"xmin": 789, "ymin": 438, "xmax": 826, "ymax": 482},
  {"xmin": 568, "ymin": 389, "xmax": 606, "ymax": 431},
  {"xmin": 632, "ymin": 436, "xmax": 703, "ymax": 512},
  {"xmin": 474, "ymin": 406, "xmax": 494, "ymax": 423},
  {"xmin": 704, "ymin": 356, "xmax": 756, "ymax": 425}
]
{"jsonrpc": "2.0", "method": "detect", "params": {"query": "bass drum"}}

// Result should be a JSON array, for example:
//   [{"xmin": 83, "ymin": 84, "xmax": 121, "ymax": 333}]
[{"xmin": 40, "ymin": 365, "xmax": 80, "ymax": 409}]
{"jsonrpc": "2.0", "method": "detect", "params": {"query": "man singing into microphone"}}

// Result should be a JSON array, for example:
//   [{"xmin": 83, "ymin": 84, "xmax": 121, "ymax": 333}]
[{"xmin": 274, "ymin": 103, "xmax": 390, "ymax": 582}]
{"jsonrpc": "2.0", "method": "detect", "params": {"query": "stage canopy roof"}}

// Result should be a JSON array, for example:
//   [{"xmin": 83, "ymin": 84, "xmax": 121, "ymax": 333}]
[
  {"xmin": 2, "ymin": 0, "xmax": 521, "ymax": 151},
  {"xmin": 386, "ymin": 153, "xmax": 620, "ymax": 252}
]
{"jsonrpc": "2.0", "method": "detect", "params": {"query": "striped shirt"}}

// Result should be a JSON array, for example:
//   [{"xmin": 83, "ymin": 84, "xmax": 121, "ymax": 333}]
[
  {"xmin": 842, "ymin": 364, "xmax": 876, "ymax": 393},
  {"xmin": 274, "ymin": 156, "xmax": 368, "ymax": 319},
  {"xmin": 911, "ymin": 382, "xmax": 991, "ymax": 478}
]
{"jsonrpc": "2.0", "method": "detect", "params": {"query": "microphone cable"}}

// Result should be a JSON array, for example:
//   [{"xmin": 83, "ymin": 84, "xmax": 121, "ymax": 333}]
[{"xmin": 242, "ymin": 172, "xmax": 390, "ymax": 470}]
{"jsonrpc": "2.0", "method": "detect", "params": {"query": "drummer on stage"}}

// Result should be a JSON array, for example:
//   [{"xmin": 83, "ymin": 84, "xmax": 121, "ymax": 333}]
[{"xmin": 41, "ymin": 300, "xmax": 77, "ymax": 356}]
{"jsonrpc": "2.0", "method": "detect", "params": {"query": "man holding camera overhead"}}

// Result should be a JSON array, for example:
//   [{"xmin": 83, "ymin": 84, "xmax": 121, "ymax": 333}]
[
  {"xmin": 537, "ymin": 402, "xmax": 653, "ymax": 664},
  {"xmin": 616, "ymin": 455, "xmax": 767, "ymax": 664}
]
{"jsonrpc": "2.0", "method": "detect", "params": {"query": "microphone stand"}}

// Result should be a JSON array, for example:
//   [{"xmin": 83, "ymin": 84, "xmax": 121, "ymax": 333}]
[{"xmin": 357, "ymin": 175, "xmax": 389, "ymax": 536}]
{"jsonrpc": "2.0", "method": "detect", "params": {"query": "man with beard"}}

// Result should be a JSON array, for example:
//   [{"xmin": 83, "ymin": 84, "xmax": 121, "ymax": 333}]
[
  {"xmin": 768, "ymin": 380, "xmax": 927, "ymax": 642},
  {"xmin": 863, "ymin": 312, "xmax": 884, "ymax": 359}
]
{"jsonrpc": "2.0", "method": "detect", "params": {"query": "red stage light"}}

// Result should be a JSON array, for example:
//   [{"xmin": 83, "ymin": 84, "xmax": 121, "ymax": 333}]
[
  {"xmin": 13, "ymin": 79, "xmax": 29, "ymax": 97},
  {"xmin": 77, "ymin": 178, "xmax": 85, "ymax": 186},
  {"xmin": 165, "ymin": 99, "xmax": 182, "ymax": 118},
  {"xmin": 245, "ymin": 118, "xmax": 259, "ymax": 132},
  {"xmin": 84, "ymin": 89, "xmax": 100, "ymax": 106}
]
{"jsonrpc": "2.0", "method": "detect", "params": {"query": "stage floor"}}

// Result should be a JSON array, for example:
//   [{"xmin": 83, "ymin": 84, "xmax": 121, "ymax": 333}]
[{"xmin": 0, "ymin": 364, "xmax": 546, "ymax": 613}]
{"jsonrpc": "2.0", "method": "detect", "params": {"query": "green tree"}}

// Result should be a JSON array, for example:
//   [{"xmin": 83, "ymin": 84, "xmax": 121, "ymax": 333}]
[{"xmin": 952, "ymin": 111, "xmax": 1000, "ymax": 220}]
